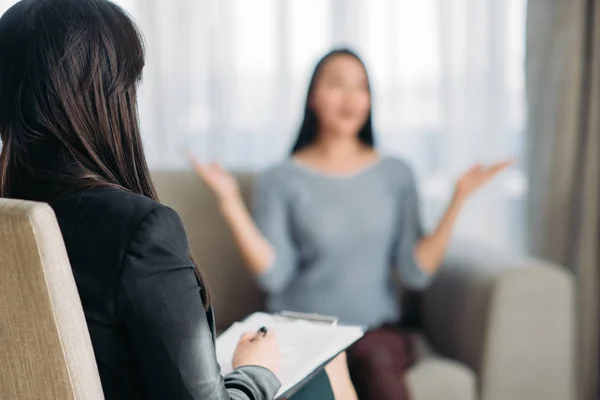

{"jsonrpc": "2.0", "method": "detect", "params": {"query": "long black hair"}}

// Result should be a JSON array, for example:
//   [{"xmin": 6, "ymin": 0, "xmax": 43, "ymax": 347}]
[
  {"xmin": 291, "ymin": 48, "xmax": 375, "ymax": 154},
  {"xmin": 0, "ymin": 0, "xmax": 211, "ymax": 308}
]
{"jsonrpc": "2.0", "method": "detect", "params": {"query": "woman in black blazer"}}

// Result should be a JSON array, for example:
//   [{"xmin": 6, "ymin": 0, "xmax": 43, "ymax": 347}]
[{"xmin": 0, "ymin": 0, "xmax": 343, "ymax": 399}]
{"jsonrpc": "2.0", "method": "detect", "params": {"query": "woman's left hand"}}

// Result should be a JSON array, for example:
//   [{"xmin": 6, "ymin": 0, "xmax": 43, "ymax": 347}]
[
  {"xmin": 453, "ymin": 160, "xmax": 514, "ymax": 202},
  {"xmin": 415, "ymin": 159, "xmax": 514, "ymax": 274}
]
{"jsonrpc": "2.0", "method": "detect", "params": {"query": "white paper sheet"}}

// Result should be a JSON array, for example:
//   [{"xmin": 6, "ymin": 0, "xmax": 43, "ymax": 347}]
[{"xmin": 216, "ymin": 312, "xmax": 364, "ymax": 398}]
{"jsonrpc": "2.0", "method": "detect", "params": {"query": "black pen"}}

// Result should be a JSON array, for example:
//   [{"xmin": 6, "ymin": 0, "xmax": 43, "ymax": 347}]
[{"xmin": 251, "ymin": 326, "xmax": 268, "ymax": 342}]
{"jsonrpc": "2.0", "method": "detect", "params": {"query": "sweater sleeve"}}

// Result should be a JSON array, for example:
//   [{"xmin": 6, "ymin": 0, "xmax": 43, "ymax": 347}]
[
  {"xmin": 251, "ymin": 172, "xmax": 298, "ymax": 295},
  {"xmin": 391, "ymin": 162, "xmax": 434, "ymax": 290}
]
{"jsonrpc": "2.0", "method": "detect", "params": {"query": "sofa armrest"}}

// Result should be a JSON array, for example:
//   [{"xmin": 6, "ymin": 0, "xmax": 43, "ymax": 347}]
[{"xmin": 421, "ymin": 241, "xmax": 575, "ymax": 400}]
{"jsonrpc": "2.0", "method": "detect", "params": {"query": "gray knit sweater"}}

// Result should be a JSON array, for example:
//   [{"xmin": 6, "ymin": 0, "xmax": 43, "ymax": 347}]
[{"xmin": 252, "ymin": 156, "xmax": 434, "ymax": 328}]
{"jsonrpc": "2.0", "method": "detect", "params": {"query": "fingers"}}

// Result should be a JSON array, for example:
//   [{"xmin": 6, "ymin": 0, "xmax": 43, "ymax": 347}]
[
  {"xmin": 193, "ymin": 163, "xmax": 211, "ymax": 183},
  {"xmin": 483, "ymin": 159, "xmax": 513, "ymax": 181},
  {"xmin": 471, "ymin": 163, "xmax": 484, "ymax": 173},
  {"xmin": 263, "ymin": 329, "xmax": 276, "ymax": 340},
  {"xmin": 189, "ymin": 158, "xmax": 223, "ymax": 181},
  {"xmin": 465, "ymin": 160, "xmax": 512, "ymax": 180},
  {"xmin": 489, "ymin": 160, "xmax": 514, "ymax": 174},
  {"xmin": 464, "ymin": 163, "xmax": 482, "ymax": 176},
  {"xmin": 255, "ymin": 329, "xmax": 276, "ymax": 342},
  {"xmin": 461, "ymin": 164, "xmax": 483, "ymax": 182},
  {"xmin": 187, "ymin": 153, "xmax": 206, "ymax": 173},
  {"xmin": 184, "ymin": 150, "xmax": 221, "ymax": 172},
  {"xmin": 239, "ymin": 329, "xmax": 276, "ymax": 343},
  {"xmin": 186, "ymin": 152, "xmax": 209, "ymax": 172},
  {"xmin": 498, "ymin": 159, "xmax": 515, "ymax": 167},
  {"xmin": 239, "ymin": 332, "xmax": 255, "ymax": 342}
]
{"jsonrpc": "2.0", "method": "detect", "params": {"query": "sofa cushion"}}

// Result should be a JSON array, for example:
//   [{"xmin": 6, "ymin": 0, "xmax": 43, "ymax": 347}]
[
  {"xmin": 407, "ymin": 335, "xmax": 476, "ymax": 400},
  {"xmin": 152, "ymin": 170, "xmax": 477, "ymax": 400}
]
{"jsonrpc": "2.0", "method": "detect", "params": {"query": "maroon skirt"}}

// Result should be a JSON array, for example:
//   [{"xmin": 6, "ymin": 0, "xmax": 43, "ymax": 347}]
[{"xmin": 346, "ymin": 325, "xmax": 415, "ymax": 400}]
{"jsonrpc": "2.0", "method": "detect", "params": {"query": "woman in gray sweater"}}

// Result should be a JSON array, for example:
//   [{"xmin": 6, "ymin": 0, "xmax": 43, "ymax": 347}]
[{"xmin": 193, "ymin": 49, "xmax": 510, "ymax": 400}]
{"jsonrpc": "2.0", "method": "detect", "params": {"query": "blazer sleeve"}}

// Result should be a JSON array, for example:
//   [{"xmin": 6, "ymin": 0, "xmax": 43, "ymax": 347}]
[{"xmin": 117, "ymin": 205, "xmax": 280, "ymax": 400}]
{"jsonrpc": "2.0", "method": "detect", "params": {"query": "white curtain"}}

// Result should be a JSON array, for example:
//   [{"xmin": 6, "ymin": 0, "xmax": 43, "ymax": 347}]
[{"xmin": 0, "ymin": 0, "xmax": 528, "ymax": 252}]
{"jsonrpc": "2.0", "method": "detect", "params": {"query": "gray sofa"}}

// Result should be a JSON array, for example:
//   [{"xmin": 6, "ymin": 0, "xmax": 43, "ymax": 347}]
[{"xmin": 152, "ymin": 170, "xmax": 576, "ymax": 400}]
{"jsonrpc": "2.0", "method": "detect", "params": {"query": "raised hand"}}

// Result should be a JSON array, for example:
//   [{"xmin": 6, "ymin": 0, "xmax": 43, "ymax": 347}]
[
  {"xmin": 454, "ymin": 160, "xmax": 513, "ymax": 202},
  {"xmin": 189, "ymin": 155, "xmax": 240, "ymax": 203}
]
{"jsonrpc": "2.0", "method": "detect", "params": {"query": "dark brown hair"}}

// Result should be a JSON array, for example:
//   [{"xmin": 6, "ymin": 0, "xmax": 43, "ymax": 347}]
[
  {"xmin": 0, "ymin": 0, "xmax": 210, "ymax": 308},
  {"xmin": 291, "ymin": 48, "xmax": 375, "ymax": 154}
]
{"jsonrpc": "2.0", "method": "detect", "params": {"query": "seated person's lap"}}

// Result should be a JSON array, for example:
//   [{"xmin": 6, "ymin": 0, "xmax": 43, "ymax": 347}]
[{"xmin": 346, "ymin": 326, "xmax": 415, "ymax": 400}]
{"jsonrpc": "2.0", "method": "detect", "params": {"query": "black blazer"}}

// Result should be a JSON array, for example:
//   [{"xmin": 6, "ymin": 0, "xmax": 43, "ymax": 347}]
[{"xmin": 50, "ymin": 186, "xmax": 280, "ymax": 400}]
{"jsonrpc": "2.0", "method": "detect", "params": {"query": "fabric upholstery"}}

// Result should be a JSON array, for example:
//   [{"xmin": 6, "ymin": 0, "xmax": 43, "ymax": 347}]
[
  {"xmin": 0, "ymin": 199, "xmax": 104, "ymax": 400},
  {"xmin": 406, "ymin": 336, "xmax": 476, "ymax": 400},
  {"xmin": 152, "ymin": 170, "xmax": 576, "ymax": 400},
  {"xmin": 422, "ymin": 242, "xmax": 575, "ymax": 400}
]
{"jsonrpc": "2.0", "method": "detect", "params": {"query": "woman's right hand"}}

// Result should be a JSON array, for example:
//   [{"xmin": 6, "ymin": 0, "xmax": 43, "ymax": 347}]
[
  {"xmin": 232, "ymin": 330, "xmax": 281, "ymax": 374},
  {"xmin": 189, "ymin": 156, "xmax": 241, "ymax": 203},
  {"xmin": 188, "ymin": 153, "xmax": 275, "ymax": 277}
]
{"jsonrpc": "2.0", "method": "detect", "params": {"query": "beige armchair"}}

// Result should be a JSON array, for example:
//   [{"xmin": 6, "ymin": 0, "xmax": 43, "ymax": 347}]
[
  {"xmin": 0, "ymin": 199, "xmax": 104, "ymax": 400},
  {"xmin": 153, "ymin": 170, "xmax": 576, "ymax": 400}
]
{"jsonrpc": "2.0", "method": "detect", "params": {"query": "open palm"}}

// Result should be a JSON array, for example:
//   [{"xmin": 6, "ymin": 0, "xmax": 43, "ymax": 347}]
[
  {"xmin": 454, "ymin": 160, "xmax": 513, "ymax": 200},
  {"xmin": 189, "ymin": 156, "xmax": 240, "ymax": 202}
]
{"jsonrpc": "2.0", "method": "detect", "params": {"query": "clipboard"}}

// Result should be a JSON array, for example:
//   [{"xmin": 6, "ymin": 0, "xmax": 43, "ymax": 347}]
[
  {"xmin": 274, "ymin": 311, "xmax": 339, "ymax": 326},
  {"xmin": 272, "ymin": 312, "xmax": 341, "ymax": 399},
  {"xmin": 216, "ymin": 312, "xmax": 364, "ymax": 399}
]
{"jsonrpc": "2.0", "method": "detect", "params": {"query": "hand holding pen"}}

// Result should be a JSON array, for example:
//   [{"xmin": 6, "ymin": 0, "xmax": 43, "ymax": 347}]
[
  {"xmin": 232, "ymin": 326, "xmax": 281, "ymax": 374},
  {"xmin": 251, "ymin": 326, "xmax": 268, "ymax": 341}
]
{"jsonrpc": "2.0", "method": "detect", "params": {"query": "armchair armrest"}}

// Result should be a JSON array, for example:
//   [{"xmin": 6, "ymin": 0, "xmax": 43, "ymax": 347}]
[{"xmin": 421, "ymin": 241, "xmax": 575, "ymax": 400}]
